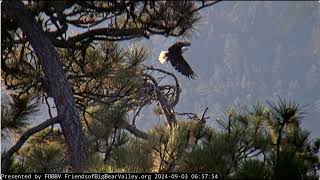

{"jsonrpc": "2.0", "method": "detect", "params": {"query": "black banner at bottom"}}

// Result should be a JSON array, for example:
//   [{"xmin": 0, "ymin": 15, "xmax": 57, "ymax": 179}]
[{"xmin": 1, "ymin": 173, "xmax": 220, "ymax": 180}]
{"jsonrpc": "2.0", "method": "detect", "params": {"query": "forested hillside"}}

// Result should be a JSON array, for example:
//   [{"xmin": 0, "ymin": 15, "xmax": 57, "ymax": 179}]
[{"xmin": 141, "ymin": 1, "xmax": 320, "ymax": 137}]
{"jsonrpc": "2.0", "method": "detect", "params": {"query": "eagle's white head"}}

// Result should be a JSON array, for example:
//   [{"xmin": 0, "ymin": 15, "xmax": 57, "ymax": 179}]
[
  {"xmin": 159, "ymin": 51, "xmax": 169, "ymax": 64},
  {"xmin": 159, "ymin": 47, "xmax": 189, "ymax": 64}
]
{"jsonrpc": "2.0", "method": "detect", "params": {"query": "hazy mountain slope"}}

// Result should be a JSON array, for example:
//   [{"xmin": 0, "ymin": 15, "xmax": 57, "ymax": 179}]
[{"xmin": 141, "ymin": 1, "xmax": 320, "ymax": 137}]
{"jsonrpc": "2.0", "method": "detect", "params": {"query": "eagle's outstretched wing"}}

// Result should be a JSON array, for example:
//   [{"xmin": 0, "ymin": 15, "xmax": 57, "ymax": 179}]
[
  {"xmin": 168, "ymin": 53, "xmax": 197, "ymax": 79},
  {"xmin": 167, "ymin": 41, "xmax": 197, "ymax": 79}
]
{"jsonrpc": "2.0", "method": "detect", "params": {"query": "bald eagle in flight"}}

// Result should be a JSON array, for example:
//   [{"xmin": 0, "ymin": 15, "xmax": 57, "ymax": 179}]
[{"xmin": 159, "ymin": 41, "xmax": 197, "ymax": 79}]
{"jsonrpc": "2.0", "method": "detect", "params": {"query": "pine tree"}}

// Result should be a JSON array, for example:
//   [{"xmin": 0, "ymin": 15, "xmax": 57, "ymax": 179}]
[{"xmin": 2, "ymin": 0, "xmax": 219, "ymax": 172}]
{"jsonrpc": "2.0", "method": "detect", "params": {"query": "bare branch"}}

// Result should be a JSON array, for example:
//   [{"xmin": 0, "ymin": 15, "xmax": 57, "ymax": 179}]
[
  {"xmin": 122, "ymin": 120, "xmax": 150, "ymax": 140},
  {"xmin": 1, "ymin": 117, "xmax": 59, "ymax": 173},
  {"xmin": 144, "ymin": 65, "xmax": 181, "ymax": 109},
  {"xmin": 192, "ymin": 1, "xmax": 222, "ymax": 13},
  {"xmin": 66, "ymin": 28, "xmax": 146, "ymax": 44},
  {"xmin": 143, "ymin": 73, "xmax": 176, "ymax": 126},
  {"xmin": 200, "ymin": 107, "xmax": 210, "ymax": 123},
  {"xmin": 175, "ymin": 112, "xmax": 197, "ymax": 120},
  {"xmin": 131, "ymin": 101, "xmax": 148, "ymax": 127}
]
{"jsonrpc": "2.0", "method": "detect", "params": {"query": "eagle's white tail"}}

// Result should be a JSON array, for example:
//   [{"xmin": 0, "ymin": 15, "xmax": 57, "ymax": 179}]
[{"xmin": 159, "ymin": 51, "xmax": 168, "ymax": 64}]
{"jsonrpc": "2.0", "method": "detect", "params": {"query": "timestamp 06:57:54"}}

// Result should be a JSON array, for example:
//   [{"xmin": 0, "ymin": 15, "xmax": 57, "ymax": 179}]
[{"xmin": 154, "ymin": 173, "xmax": 220, "ymax": 180}]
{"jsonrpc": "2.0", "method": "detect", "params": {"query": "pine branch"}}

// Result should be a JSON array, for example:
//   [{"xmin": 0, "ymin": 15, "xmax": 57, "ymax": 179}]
[
  {"xmin": 122, "ymin": 120, "xmax": 150, "ymax": 140},
  {"xmin": 1, "ymin": 117, "xmax": 59, "ymax": 173}
]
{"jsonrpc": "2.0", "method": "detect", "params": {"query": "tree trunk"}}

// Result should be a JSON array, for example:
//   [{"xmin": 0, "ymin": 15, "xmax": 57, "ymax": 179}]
[{"xmin": 3, "ymin": 0, "xmax": 88, "ymax": 172}]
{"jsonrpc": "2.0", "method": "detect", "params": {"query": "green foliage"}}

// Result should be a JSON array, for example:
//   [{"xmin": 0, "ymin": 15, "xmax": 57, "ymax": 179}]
[
  {"xmin": 5, "ymin": 128, "xmax": 68, "ymax": 173},
  {"xmin": 85, "ymin": 103, "xmax": 129, "ymax": 137},
  {"xmin": 126, "ymin": 43, "xmax": 148, "ymax": 67},
  {"xmin": 22, "ymin": 143, "xmax": 66, "ymax": 173},
  {"xmin": 268, "ymin": 97, "xmax": 302, "ymax": 127},
  {"xmin": 3, "ymin": 98, "xmax": 319, "ymax": 178},
  {"xmin": 235, "ymin": 159, "xmax": 269, "ymax": 180},
  {"xmin": 21, "ymin": 129, "xmax": 67, "ymax": 173},
  {"xmin": 153, "ymin": 105, "xmax": 164, "ymax": 116},
  {"xmin": 107, "ymin": 139, "xmax": 153, "ymax": 172},
  {"xmin": 1, "ymin": 94, "xmax": 39, "ymax": 136},
  {"xmin": 87, "ymin": 138, "xmax": 152, "ymax": 173},
  {"xmin": 180, "ymin": 132, "xmax": 234, "ymax": 174},
  {"xmin": 270, "ymin": 145, "xmax": 308, "ymax": 180},
  {"xmin": 1, "ymin": 151, "xmax": 28, "ymax": 173},
  {"xmin": 149, "ymin": 122, "xmax": 191, "ymax": 172}
]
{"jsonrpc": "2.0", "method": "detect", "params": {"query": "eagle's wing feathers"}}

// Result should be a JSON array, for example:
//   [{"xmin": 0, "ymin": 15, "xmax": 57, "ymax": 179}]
[
  {"xmin": 168, "ymin": 41, "xmax": 191, "ymax": 53},
  {"xmin": 169, "ymin": 54, "xmax": 197, "ymax": 79},
  {"xmin": 164, "ymin": 41, "xmax": 196, "ymax": 79}
]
